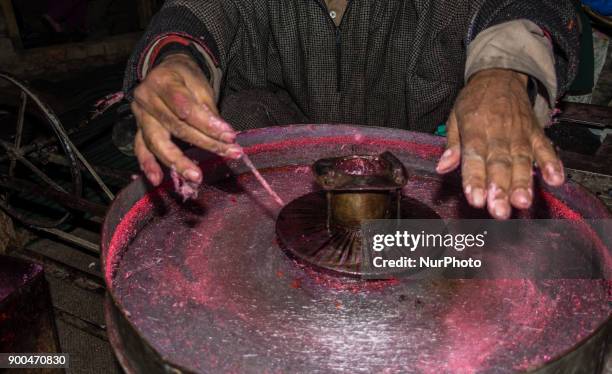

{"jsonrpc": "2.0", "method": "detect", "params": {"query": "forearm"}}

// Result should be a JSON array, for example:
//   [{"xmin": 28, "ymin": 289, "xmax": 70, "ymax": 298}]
[{"xmin": 465, "ymin": 19, "xmax": 557, "ymax": 127}]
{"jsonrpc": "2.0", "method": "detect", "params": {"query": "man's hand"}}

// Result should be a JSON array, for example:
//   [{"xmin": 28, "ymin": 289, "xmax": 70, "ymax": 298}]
[
  {"xmin": 131, "ymin": 53, "xmax": 241, "ymax": 187},
  {"xmin": 436, "ymin": 69, "xmax": 564, "ymax": 219}
]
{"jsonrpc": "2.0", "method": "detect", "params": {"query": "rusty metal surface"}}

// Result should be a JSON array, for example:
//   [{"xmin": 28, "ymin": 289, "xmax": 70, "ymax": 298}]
[{"xmin": 102, "ymin": 125, "xmax": 611, "ymax": 373}]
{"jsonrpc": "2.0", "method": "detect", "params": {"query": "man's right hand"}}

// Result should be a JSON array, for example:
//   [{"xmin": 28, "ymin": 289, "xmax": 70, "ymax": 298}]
[{"xmin": 131, "ymin": 53, "xmax": 241, "ymax": 187}]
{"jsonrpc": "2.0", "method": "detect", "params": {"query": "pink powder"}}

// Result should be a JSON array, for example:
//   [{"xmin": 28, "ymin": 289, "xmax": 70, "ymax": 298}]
[
  {"xmin": 335, "ymin": 157, "xmax": 387, "ymax": 176},
  {"xmin": 104, "ymin": 188, "xmax": 161, "ymax": 284},
  {"xmin": 241, "ymin": 136, "xmax": 444, "ymax": 161},
  {"xmin": 104, "ymin": 130, "xmax": 610, "ymax": 373}
]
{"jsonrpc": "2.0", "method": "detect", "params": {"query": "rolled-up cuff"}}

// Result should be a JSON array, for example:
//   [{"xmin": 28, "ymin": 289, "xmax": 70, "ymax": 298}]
[
  {"xmin": 123, "ymin": 5, "xmax": 223, "ymax": 102},
  {"xmin": 140, "ymin": 34, "xmax": 222, "ymax": 102},
  {"xmin": 465, "ymin": 19, "xmax": 557, "ymax": 127}
]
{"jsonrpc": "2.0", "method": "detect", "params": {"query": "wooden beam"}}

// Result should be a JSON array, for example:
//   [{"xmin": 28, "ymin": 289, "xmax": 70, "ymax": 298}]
[
  {"xmin": 0, "ymin": 0, "xmax": 22, "ymax": 49},
  {"xmin": 558, "ymin": 102, "xmax": 612, "ymax": 129}
]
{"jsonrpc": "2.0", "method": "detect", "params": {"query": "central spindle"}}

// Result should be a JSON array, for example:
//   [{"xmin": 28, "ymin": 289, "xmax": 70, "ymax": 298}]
[{"xmin": 313, "ymin": 152, "xmax": 407, "ymax": 231}]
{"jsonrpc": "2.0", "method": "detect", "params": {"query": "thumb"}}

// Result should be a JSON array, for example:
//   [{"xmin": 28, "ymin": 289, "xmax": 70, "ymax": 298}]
[{"xmin": 436, "ymin": 109, "xmax": 461, "ymax": 174}]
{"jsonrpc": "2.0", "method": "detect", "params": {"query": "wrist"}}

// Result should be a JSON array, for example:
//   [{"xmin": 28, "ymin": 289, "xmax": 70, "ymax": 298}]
[
  {"xmin": 471, "ymin": 69, "xmax": 530, "ymax": 91},
  {"xmin": 511, "ymin": 70, "xmax": 529, "ymax": 87},
  {"xmin": 160, "ymin": 52, "xmax": 196, "ymax": 65}
]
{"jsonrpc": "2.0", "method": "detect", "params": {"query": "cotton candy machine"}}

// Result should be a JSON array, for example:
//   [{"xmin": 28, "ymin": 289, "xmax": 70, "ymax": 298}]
[
  {"xmin": 277, "ymin": 151, "xmax": 441, "ymax": 276},
  {"xmin": 101, "ymin": 125, "xmax": 611, "ymax": 374}
]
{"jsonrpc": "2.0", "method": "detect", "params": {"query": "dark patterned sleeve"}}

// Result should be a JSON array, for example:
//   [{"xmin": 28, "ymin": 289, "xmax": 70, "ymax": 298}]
[
  {"xmin": 122, "ymin": 0, "xmax": 242, "ymax": 100},
  {"xmin": 467, "ymin": 0, "xmax": 581, "ymax": 100}
]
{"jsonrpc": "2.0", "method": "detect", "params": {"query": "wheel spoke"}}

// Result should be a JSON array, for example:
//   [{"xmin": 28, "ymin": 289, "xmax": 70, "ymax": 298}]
[
  {"xmin": 9, "ymin": 91, "xmax": 27, "ymax": 177},
  {"xmin": 0, "ymin": 140, "xmax": 66, "ymax": 193},
  {"xmin": 0, "ymin": 72, "xmax": 83, "ymax": 228},
  {"xmin": 18, "ymin": 156, "xmax": 67, "ymax": 193}
]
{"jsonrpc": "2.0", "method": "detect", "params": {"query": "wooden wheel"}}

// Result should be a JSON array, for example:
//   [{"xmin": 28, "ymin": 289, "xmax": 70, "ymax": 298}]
[{"xmin": 0, "ymin": 72, "xmax": 83, "ymax": 228}]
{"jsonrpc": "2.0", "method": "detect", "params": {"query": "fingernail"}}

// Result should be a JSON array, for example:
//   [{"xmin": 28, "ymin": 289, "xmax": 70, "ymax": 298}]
[
  {"xmin": 441, "ymin": 148, "xmax": 453, "ymax": 160},
  {"xmin": 472, "ymin": 188, "xmax": 485, "ymax": 207},
  {"xmin": 147, "ymin": 172, "xmax": 161, "ymax": 186},
  {"xmin": 545, "ymin": 162, "xmax": 563, "ymax": 185},
  {"xmin": 436, "ymin": 148, "xmax": 455, "ymax": 170},
  {"xmin": 226, "ymin": 145, "xmax": 243, "ymax": 159},
  {"xmin": 558, "ymin": 161, "xmax": 565, "ymax": 180},
  {"xmin": 203, "ymin": 105, "xmax": 233, "ymax": 132},
  {"xmin": 209, "ymin": 115, "xmax": 226, "ymax": 129},
  {"xmin": 493, "ymin": 201, "xmax": 509, "ymax": 219},
  {"xmin": 512, "ymin": 188, "xmax": 531, "ymax": 208},
  {"xmin": 221, "ymin": 131, "xmax": 236, "ymax": 143},
  {"xmin": 184, "ymin": 169, "xmax": 201, "ymax": 182},
  {"xmin": 464, "ymin": 185, "xmax": 472, "ymax": 196}
]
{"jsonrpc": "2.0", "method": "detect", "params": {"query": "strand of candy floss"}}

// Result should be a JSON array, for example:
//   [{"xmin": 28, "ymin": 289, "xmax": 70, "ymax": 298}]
[
  {"xmin": 239, "ymin": 152, "xmax": 285, "ymax": 206},
  {"xmin": 173, "ymin": 104, "xmax": 284, "ymax": 206}
]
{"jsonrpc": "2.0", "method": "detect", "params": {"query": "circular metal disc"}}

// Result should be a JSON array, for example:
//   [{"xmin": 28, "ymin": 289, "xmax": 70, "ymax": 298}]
[{"xmin": 103, "ymin": 125, "xmax": 611, "ymax": 373}]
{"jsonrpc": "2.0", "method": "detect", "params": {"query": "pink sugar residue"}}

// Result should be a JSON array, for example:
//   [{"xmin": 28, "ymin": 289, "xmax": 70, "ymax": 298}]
[
  {"xmin": 299, "ymin": 263, "xmax": 399, "ymax": 293},
  {"xmin": 336, "ymin": 157, "xmax": 387, "ymax": 176},
  {"xmin": 540, "ymin": 190, "xmax": 581, "ymax": 220},
  {"xmin": 104, "ymin": 189, "xmax": 160, "ymax": 285},
  {"xmin": 170, "ymin": 168, "xmax": 200, "ymax": 202},
  {"xmin": 241, "ymin": 136, "xmax": 445, "ymax": 161}
]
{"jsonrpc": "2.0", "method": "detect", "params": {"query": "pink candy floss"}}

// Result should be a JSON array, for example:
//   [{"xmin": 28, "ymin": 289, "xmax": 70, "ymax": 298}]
[
  {"xmin": 171, "ymin": 167, "xmax": 200, "ymax": 202},
  {"xmin": 240, "ymin": 153, "xmax": 285, "ymax": 206}
]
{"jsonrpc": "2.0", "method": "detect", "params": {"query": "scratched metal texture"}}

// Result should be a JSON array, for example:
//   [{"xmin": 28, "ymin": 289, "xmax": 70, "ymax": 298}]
[{"xmin": 102, "ymin": 125, "xmax": 611, "ymax": 374}]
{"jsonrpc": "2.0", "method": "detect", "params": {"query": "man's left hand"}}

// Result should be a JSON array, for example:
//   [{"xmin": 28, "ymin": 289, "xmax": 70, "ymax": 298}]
[{"xmin": 436, "ymin": 68, "xmax": 565, "ymax": 219}]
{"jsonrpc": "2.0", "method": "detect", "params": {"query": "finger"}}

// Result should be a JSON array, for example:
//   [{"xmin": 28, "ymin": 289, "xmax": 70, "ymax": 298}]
[
  {"xmin": 485, "ymin": 137, "xmax": 513, "ymax": 219},
  {"xmin": 460, "ymin": 125, "xmax": 488, "ymax": 208},
  {"xmin": 138, "ymin": 108, "xmax": 204, "ymax": 184},
  {"xmin": 436, "ymin": 110, "xmax": 461, "ymax": 174},
  {"xmin": 176, "ymin": 63, "xmax": 237, "ymax": 140},
  {"xmin": 134, "ymin": 129, "xmax": 163, "ymax": 186},
  {"xmin": 140, "ymin": 62, "xmax": 236, "ymax": 143},
  {"xmin": 531, "ymin": 127, "xmax": 565, "ymax": 187},
  {"xmin": 156, "ymin": 81, "xmax": 236, "ymax": 143},
  {"xmin": 509, "ymin": 138, "xmax": 534, "ymax": 210},
  {"xmin": 137, "ymin": 94, "xmax": 239, "ymax": 157}
]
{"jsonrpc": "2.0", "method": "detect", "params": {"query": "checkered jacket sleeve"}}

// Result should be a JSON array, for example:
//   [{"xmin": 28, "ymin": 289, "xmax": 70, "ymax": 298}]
[
  {"xmin": 468, "ymin": 0, "xmax": 580, "ymax": 100},
  {"xmin": 122, "ymin": 0, "xmax": 244, "ymax": 99}
]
